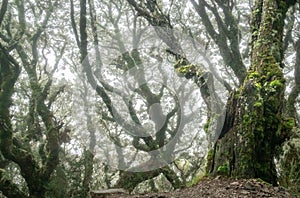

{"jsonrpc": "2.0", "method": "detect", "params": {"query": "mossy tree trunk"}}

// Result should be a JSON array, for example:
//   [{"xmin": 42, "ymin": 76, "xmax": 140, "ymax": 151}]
[{"xmin": 209, "ymin": 0, "xmax": 297, "ymax": 185}]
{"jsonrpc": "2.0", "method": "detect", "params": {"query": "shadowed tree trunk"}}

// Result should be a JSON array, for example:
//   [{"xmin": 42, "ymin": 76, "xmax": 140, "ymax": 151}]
[{"xmin": 209, "ymin": 0, "xmax": 297, "ymax": 185}]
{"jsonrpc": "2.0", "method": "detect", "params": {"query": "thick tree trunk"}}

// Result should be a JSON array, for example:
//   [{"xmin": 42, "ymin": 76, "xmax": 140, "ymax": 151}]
[{"xmin": 209, "ymin": 0, "xmax": 297, "ymax": 185}]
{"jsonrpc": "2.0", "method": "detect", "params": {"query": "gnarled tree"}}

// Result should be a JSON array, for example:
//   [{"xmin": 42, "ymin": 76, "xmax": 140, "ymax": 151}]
[{"xmin": 209, "ymin": 0, "xmax": 298, "ymax": 185}]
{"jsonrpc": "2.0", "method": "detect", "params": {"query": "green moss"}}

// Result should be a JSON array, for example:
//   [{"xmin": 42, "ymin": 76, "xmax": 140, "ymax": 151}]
[
  {"xmin": 174, "ymin": 58, "xmax": 189, "ymax": 69},
  {"xmin": 242, "ymin": 114, "xmax": 251, "ymax": 125},
  {"xmin": 278, "ymin": 117, "xmax": 295, "ymax": 138},
  {"xmin": 249, "ymin": 71, "xmax": 260, "ymax": 79},
  {"xmin": 176, "ymin": 64, "xmax": 195, "ymax": 74},
  {"xmin": 270, "ymin": 79, "xmax": 283, "ymax": 88},
  {"xmin": 284, "ymin": 118, "xmax": 295, "ymax": 129},
  {"xmin": 254, "ymin": 82, "xmax": 262, "ymax": 90},
  {"xmin": 254, "ymin": 41, "xmax": 262, "ymax": 49},
  {"xmin": 205, "ymin": 148, "xmax": 214, "ymax": 174},
  {"xmin": 204, "ymin": 118, "xmax": 211, "ymax": 133},
  {"xmin": 257, "ymin": 178, "xmax": 271, "ymax": 186},
  {"xmin": 234, "ymin": 91, "xmax": 240, "ymax": 99},
  {"xmin": 207, "ymin": 149, "xmax": 213, "ymax": 161},
  {"xmin": 175, "ymin": 64, "xmax": 197, "ymax": 79},
  {"xmin": 217, "ymin": 163, "xmax": 228, "ymax": 175},
  {"xmin": 187, "ymin": 173, "xmax": 204, "ymax": 187},
  {"xmin": 254, "ymin": 102, "xmax": 263, "ymax": 107}
]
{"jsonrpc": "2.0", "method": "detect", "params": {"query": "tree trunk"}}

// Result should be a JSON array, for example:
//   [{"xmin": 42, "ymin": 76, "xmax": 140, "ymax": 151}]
[{"xmin": 209, "ymin": 0, "xmax": 297, "ymax": 185}]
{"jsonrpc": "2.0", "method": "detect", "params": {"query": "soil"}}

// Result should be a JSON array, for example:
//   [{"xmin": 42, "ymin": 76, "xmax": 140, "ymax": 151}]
[{"xmin": 102, "ymin": 177, "xmax": 299, "ymax": 198}]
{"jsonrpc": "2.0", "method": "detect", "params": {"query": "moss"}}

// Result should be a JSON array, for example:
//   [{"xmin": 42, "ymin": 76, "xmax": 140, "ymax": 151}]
[
  {"xmin": 257, "ymin": 178, "xmax": 272, "ymax": 186},
  {"xmin": 234, "ymin": 91, "xmax": 240, "ymax": 99},
  {"xmin": 176, "ymin": 64, "xmax": 195, "ymax": 74},
  {"xmin": 249, "ymin": 71, "xmax": 260, "ymax": 79},
  {"xmin": 276, "ymin": 117, "xmax": 295, "ymax": 143},
  {"xmin": 217, "ymin": 163, "xmax": 229, "ymax": 175},
  {"xmin": 205, "ymin": 148, "xmax": 214, "ymax": 174},
  {"xmin": 174, "ymin": 58, "xmax": 189, "ymax": 69},
  {"xmin": 204, "ymin": 118, "xmax": 211, "ymax": 133},
  {"xmin": 270, "ymin": 79, "xmax": 284, "ymax": 88},
  {"xmin": 254, "ymin": 82, "xmax": 262, "ymax": 90},
  {"xmin": 283, "ymin": 118, "xmax": 295, "ymax": 129},
  {"xmin": 207, "ymin": 149, "xmax": 213, "ymax": 161},
  {"xmin": 242, "ymin": 114, "xmax": 251, "ymax": 125},
  {"xmin": 254, "ymin": 102, "xmax": 263, "ymax": 107},
  {"xmin": 187, "ymin": 173, "xmax": 204, "ymax": 187},
  {"xmin": 175, "ymin": 64, "xmax": 197, "ymax": 79},
  {"xmin": 254, "ymin": 40, "xmax": 263, "ymax": 49}
]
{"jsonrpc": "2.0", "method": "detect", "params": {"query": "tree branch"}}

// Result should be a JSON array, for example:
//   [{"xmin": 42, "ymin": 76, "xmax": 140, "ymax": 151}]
[
  {"xmin": 190, "ymin": 0, "xmax": 247, "ymax": 84},
  {"xmin": 70, "ymin": 0, "xmax": 81, "ymax": 48}
]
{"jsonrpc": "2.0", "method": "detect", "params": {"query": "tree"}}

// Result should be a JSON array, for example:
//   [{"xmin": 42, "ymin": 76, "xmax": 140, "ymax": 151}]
[
  {"xmin": 209, "ymin": 0, "xmax": 298, "ymax": 185},
  {"xmin": 0, "ymin": 1, "xmax": 70, "ymax": 197}
]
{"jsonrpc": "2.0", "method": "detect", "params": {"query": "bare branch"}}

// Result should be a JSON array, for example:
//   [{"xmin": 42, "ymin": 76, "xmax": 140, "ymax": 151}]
[{"xmin": 70, "ymin": 0, "xmax": 81, "ymax": 48}]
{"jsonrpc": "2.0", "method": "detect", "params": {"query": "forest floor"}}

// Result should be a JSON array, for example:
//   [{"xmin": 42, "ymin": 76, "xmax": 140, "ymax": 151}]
[{"xmin": 105, "ymin": 177, "xmax": 299, "ymax": 198}]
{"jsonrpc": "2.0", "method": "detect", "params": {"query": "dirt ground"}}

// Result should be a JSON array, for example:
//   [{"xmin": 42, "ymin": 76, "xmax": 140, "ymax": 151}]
[{"xmin": 103, "ymin": 177, "xmax": 298, "ymax": 198}]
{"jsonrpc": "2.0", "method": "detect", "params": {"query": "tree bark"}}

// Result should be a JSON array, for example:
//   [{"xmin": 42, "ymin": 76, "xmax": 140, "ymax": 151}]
[{"xmin": 209, "ymin": 0, "xmax": 297, "ymax": 185}]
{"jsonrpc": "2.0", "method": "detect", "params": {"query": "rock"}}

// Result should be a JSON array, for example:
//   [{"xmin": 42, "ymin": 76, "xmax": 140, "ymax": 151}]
[
  {"xmin": 240, "ymin": 190, "xmax": 250, "ymax": 195},
  {"xmin": 244, "ymin": 182, "xmax": 256, "ymax": 191},
  {"xmin": 230, "ymin": 181, "xmax": 239, "ymax": 186},
  {"xmin": 90, "ymin": 188, "xmax": 128, "ymax": 198}
]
